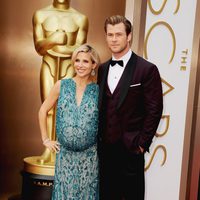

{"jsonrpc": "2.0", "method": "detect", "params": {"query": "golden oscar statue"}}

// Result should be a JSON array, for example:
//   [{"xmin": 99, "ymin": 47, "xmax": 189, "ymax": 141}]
[{"xmin": 23, "ymin": 0, "xmax": 88, "ymax": 176}]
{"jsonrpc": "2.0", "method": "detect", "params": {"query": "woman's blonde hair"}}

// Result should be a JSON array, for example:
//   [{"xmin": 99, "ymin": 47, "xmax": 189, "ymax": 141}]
[{"xmin": 72, "ymin": 44, "xmax": 100, "ymax": 66}]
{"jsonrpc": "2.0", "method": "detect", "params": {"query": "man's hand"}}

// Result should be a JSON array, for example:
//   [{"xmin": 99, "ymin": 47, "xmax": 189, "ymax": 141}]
[{"xmin": 139, "ymin": 146, "xmax": 144, "ymax": 153}]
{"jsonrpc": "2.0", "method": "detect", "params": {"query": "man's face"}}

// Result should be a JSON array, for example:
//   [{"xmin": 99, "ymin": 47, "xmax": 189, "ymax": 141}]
[{"xmin": 106, "ymin": 23, "xmax": 131, "ymax": 57}]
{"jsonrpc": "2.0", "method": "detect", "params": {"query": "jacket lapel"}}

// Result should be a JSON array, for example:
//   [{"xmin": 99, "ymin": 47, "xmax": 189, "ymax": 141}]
[
  {"xmin": 117, "ymin": 52, "xmax": 138, "ymax": 109},
  {"xmin": 98, "ymin": 59, "xmax": 111, "ymax": 109}
]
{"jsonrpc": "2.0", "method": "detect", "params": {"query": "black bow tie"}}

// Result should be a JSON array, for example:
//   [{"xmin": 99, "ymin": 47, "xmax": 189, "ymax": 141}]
[{"xmin": 110, "ymin": 60, "xmax": 124, "ymax": 67}]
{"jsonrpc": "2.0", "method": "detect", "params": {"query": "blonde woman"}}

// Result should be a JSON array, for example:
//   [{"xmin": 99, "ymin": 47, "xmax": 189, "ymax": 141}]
[{"xmin": 38, "ymin": 44, "xmax": 100, "ymax": 199}]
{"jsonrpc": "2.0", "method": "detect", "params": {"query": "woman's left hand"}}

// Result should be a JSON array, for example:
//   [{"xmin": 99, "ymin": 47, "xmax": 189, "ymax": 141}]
[{"xmin": 43, "ymin": 138, "xmax": 60, "ymax": 153}]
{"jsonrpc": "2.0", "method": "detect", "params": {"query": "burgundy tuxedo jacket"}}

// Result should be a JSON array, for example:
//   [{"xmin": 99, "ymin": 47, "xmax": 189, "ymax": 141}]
[{"xmin": 98, "ymin": 52, "xmax": 163, "ymax": 153}]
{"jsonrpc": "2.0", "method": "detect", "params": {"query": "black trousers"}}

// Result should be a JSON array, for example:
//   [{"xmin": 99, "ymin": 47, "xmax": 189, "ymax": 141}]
[{"xmin": 99, "ymin": 141, "xmax": 145, "ymax": 200}]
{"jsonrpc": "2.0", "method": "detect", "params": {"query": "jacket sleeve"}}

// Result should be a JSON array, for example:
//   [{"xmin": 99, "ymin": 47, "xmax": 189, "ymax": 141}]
[{"xmin": 136, "ymin": 64, "xmax": 163, "ymax": 151}]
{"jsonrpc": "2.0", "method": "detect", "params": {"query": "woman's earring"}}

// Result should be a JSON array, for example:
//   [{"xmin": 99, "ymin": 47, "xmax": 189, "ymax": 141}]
[{"xmin": 91, "ymin": 69, "xmax": 95, "ymax": 76}]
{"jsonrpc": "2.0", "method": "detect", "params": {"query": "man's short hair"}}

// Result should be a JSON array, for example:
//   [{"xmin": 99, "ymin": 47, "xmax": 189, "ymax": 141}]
[{"xmin": 104, "ymin": 15, "xmax": 132, "ymax": 36}]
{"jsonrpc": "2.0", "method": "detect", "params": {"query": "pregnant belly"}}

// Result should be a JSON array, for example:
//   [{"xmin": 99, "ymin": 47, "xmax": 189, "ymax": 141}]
[{"xmin": 57, "ymin": 126, "xmax": 97, "ymax": 151}]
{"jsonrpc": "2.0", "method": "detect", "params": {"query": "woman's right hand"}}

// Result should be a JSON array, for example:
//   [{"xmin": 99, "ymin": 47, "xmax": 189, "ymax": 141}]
[{"xmin": 43, "ymin": 138, "xmax": 60, "ymax": 153}]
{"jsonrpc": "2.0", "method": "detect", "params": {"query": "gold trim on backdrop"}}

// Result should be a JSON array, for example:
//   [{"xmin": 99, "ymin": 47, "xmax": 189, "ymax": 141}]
[
  {"xmin": 145, "ymin": 145, "xmax": 167, "ymax": 171},
  {"xmin": 147, "ymin": 0, "xmax": 167, "ymax": 15},
  {"xmin": 144, "ymin": 21, "xmax": 176, "ymax": 64},
  {"xmin": 147, "ymin": 0, "xmax": 180, "ymax": 15},
  {"xmin": 156, "ymin": 115, "xmax": 170, "ymax": 137},
  {"xmin": 162, "ymin": 78, "xmax": 175, "ymax": 96}
]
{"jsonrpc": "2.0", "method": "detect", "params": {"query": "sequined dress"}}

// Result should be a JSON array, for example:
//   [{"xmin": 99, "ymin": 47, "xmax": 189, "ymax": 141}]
[{"xmin": 51, "ymin": 78, "xmax": 99, "ymax": 200}]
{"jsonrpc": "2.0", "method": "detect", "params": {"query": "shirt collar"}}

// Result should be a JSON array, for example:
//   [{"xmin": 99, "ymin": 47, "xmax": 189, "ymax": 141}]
[{"xmin": 112, "ymin": 49, "xmax": 132, "ymax": 67}]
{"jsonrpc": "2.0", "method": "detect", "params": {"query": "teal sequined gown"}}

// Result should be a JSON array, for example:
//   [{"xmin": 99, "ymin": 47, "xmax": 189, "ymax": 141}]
[{"xmin": 52, "ymin": 78, "xmax": 99, "ymax": 200}]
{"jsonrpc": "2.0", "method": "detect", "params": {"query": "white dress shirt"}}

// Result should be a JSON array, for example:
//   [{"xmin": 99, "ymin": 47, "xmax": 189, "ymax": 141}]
[{"xmin": 107, "ymin": 49, "xmax": 132, "ymax": 93}]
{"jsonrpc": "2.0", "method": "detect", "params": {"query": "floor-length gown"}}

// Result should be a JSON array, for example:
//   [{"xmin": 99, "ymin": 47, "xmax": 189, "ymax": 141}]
[{"xmin": 51, "ymin": 78, "xmax": 99, "ymax": 200}]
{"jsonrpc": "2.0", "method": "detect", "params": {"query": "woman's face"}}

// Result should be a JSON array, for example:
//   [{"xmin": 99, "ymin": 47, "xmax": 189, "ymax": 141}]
[{"xmin": 74, "ymin": 52, "xmax": 96, "ymax": 79}]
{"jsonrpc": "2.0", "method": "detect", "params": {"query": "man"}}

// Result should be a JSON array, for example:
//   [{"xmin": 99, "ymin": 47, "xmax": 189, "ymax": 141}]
[
  {"xmin": 32, "ymin": 0, "xmax": 88, "ymax": 163},
  {"xmin": 98, "ymin": 15, "xmax": 163, "ymax": 200}
]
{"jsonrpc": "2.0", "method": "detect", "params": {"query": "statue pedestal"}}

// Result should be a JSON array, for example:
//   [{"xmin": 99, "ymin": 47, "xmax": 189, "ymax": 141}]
[
  {"xmin": 21, "ymin": 156, "xmax": 55, "ymax": 200},
  {"xmin": 21, "ymin": 171, "xmax": 54, "ymax": 200}
]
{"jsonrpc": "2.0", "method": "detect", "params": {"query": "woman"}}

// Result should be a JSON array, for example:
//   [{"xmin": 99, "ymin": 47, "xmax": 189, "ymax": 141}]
[{"xmin": 38, "ymin": 44, "xmax": 100, "ymax": 200}]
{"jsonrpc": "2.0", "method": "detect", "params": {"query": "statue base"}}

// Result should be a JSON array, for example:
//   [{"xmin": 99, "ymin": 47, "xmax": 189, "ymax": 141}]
[
  {"xmin": 21, "ymin": 156, "xmax": 55, "ymax": 200},
  {"xmin": 23, "ymin": 156, "xmax": 55, "ymax": 176},
  {"xmin": 21, "ymin": 171, "xmax": 54, "ymax": 200}
]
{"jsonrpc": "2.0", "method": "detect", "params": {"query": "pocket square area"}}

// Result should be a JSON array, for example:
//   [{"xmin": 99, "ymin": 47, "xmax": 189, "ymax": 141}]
[{"xmin": 130, "ymin": 83, "xmax": 141, "ymax": 87}]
